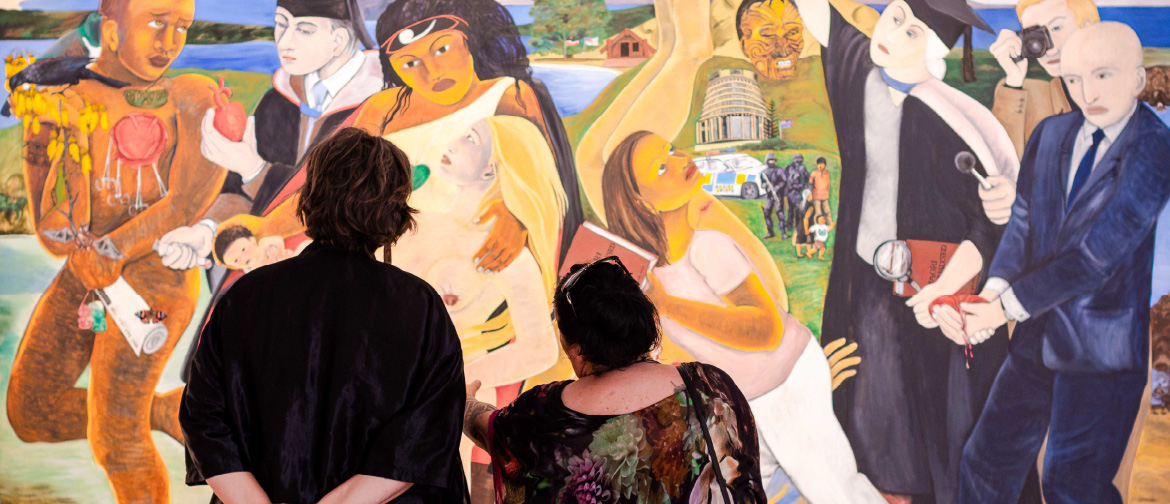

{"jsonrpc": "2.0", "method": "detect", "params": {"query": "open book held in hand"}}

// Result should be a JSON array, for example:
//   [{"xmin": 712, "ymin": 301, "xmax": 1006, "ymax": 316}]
[
  {"xmin": 897, "ymin": 239, "xmax": 982, "ymax": 297},
  {"xmin": 559, "ymin": 222, "xmax": 658, "ymax": 288}
]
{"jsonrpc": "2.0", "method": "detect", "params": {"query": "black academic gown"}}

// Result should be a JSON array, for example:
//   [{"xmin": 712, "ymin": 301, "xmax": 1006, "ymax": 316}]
[
  {"xmin": 818, "ymin": 7, "xmax": 1010, "ymax": 503},
  {"xmin": 181, "ymin": 83, "xmax": 361, "ymax": 382},
  {"xmin": 181, "ymin": 242, "xmax": 470, "ymax": 504},
  {"xmin": 218, "ymin": 87, "xmax": 356, "ymax": 216}
]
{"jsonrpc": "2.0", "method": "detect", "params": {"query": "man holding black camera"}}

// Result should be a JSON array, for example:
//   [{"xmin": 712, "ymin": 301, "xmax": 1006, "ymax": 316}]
[{"xmin": 990, "ymin": 0, "xmax": 1099, "ymax": 158}]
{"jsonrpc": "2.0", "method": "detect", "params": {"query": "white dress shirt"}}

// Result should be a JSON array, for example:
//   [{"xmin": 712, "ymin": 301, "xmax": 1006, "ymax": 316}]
[
  {"xmin": 238, "ymin": 50, "xmax": 366, "ymax": 185},
  {"xmin": 988, "ymin": 102, "xmax": 1139, "ymax": 322},
  {"xmin": 303, "ymin": 49, "xmax": 365, "ymax": 113}
]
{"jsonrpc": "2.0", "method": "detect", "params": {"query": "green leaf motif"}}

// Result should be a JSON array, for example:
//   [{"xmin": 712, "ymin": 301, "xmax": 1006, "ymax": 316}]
[{"xmin": 412, "ymin": 164, "xmax": 430, "ymax": 191}]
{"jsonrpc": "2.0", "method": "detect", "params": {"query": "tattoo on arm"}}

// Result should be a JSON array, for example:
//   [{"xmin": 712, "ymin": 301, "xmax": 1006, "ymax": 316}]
[{"xmin": 463, "ymin": 398, "xmax": 497, "ymax": 450}]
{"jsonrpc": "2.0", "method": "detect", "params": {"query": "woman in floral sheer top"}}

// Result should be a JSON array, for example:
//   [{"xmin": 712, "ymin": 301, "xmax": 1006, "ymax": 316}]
[{"xmin": 463, "ymin": 257, "xmax": 766, "ymax": 503}]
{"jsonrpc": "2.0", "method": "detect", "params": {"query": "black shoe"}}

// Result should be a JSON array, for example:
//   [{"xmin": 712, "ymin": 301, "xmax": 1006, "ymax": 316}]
[
  {"xmin": 764, "ymin": 232, "xmax": 775, "ymax": 239},
  {"xmin": 781, "ymin": 233, "xmax": 789, "ymax": 239}
]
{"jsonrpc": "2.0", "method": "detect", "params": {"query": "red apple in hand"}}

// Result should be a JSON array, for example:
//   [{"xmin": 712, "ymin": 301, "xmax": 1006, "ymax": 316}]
[{"xmin": 209, "ymin": 76, "xmax": 246, "ymax": 142}]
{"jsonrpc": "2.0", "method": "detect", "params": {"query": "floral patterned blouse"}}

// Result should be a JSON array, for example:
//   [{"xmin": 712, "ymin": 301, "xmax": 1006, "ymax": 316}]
[{"xmin": 488, "ymin": 362, "xmax": 766, "ymax": 503}]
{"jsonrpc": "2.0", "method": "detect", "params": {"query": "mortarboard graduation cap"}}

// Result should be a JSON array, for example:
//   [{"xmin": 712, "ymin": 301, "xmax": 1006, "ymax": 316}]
[
  {"xmin": 903, "ymin": 0, "xmax": 992, "ymax": 82},
  {"xmin": 277, "ymin": 0, "xmax": 375, "ymax": 49}
]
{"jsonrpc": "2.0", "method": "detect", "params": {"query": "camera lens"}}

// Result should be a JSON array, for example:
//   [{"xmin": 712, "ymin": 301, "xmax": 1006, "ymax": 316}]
[{"xmin": 1024, "ymin": 38, "xmax": 1044, "ymax": 55}]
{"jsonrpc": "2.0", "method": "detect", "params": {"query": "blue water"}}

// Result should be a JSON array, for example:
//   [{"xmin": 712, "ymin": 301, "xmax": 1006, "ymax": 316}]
[
  {"xmin": 0, "ymin": 37, "xmax": 617, "ymax": 122},
  {"xmin": 530, "ymin": 64, "xmax": 620, "ymax": 116},
  {"xmin": 19, "ymin": 0, "xmax": 278, "ymax": 26},
  {"xmin": 18, "ymin": 0, "xmax": 649, "ymax": 28}
]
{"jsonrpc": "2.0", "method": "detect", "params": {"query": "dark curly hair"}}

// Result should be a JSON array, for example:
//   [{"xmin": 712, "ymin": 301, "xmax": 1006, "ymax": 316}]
[
  {"xmin": 553, "ymin": 260, "xmax": 662, "ymax": 371},
  {"xmin": 213, "ymin": 225, "xmax": 253, "ymax": 265},
  {"xmin": 295, "ymin": 127, "xmax": 417, "ymax": 253},
  {"xmin": 374, "ymin": 0, "xmax": 582, "ymax": 264}
]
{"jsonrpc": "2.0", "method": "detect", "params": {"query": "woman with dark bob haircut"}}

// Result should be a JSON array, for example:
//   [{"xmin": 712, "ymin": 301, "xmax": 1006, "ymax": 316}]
[
  {"xmin": 464, "ymin": 257, "xmax": 767, "ymax": 503},
  {"xmin": 181, "ymin": 128, "xmax": 470, "ymax": 504}
]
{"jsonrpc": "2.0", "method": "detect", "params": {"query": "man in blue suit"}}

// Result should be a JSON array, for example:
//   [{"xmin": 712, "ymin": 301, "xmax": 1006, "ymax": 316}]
[{"xmin": 945, "ymin": 22, "xmax": 1170, "ymax": 504}]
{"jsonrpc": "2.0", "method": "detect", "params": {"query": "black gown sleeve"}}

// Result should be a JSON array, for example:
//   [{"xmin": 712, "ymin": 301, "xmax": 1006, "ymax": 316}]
[
  {"xmin": 359, "ymin": 292, "xmax": 466, "ymax": 487},
  {"xmin": 823, "ymin": 2, "xmax": 874, "ymax": 96},
  {"xmin": 180, "ymin": 295, "xmax": 246, "ymax": 485}
]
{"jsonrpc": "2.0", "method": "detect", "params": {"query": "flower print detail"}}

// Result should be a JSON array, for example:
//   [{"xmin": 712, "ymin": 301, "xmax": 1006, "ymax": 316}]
[
  {"xmin": 588, "ymin": 414, "xmax": 651, "ymax": 498},
  {"xmin": 651, "ymin": 391, "xmax": 703, "ymax": 492},
  {"xmin": 559, "ymin": 451, "xmax": 617, "ymax": 504},
  {"xmin": 488, "ymin": 363, "xmax": 766, "ymax": 503}
]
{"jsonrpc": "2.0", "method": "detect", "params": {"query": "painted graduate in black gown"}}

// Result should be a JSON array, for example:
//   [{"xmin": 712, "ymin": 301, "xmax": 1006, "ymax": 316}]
[
  {"xmin": 154, "ymin": 0, "xmax": 384, "ymax": 378},
  {"xmin": 157, "ymin": 0, "xmax": 381, "ymax": 271},
  {"xmin": 790, "ymin": 0, "xmax": 1024, "ymax": 502}
]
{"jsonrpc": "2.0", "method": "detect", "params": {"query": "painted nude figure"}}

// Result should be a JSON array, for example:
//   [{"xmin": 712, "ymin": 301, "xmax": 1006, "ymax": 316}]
[{"xmin": 5, "ymin": 0, "xmax": 223, "ymax": 501}]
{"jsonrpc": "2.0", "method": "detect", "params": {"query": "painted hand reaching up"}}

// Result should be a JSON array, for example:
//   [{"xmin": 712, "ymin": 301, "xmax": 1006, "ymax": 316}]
[
  {"xmin": 472, "ymin": 196, "xmax": 528, "ymax": 273},
  {"xmin": 824, "ymin": 338, "xmax": 861, "ymax": 390}
]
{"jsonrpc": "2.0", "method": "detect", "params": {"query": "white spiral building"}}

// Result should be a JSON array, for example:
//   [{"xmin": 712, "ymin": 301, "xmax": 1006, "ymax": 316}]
[{"xmin": 695, "ymin": 68, "xmax": 772, "ymax": 145}]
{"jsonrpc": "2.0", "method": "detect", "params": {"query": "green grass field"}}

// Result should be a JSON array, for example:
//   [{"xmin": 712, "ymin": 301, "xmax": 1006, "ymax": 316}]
[
  {"xmin": 674, "ymin": 56, "xmax": 839, "ymax": 154},
  {"xmin": 719, "ymin": 149, "xmax": 841, "ymax": 339}
]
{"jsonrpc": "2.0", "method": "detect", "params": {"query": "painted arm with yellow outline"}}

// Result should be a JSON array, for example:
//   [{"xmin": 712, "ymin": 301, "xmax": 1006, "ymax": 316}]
[{"xmin": 646, "ymin": 271, "xmax": 783, "ymax": 351}]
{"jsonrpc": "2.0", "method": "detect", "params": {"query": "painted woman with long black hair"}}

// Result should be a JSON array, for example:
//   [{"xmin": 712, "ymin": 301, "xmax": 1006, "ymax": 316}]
[
  {"xmin": 357, "ymin": 0, "xmax": 582, "ymax": 272},
  {"xmin": 232, "ymin": 0, "xmax": 583, "ymax": 277}
]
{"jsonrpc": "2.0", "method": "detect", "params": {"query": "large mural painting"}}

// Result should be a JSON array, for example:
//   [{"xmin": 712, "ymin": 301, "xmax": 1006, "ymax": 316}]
[{"xmin": 0, "ymin": 0, "xmax": 1168, "ymax": 503}]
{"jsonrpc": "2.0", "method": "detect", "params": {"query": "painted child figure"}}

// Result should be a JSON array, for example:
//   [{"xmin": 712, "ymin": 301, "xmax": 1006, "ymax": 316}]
[
  {"xmin": 807, "ymin": 215, "xmax": 835, "ymax": 260},
  {"xmin": 213, "ymin": 225, "xmax": 311, "ymax": 272},
  {"xmin": 4, "ymin": 0, "xmax": 224, "ymax": 501}
]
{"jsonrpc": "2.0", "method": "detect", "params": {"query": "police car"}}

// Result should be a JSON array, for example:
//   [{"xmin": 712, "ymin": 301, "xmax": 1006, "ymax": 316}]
[{"xmin": 696, "ymin": 153, "xmax": 767, "ymax": 199}]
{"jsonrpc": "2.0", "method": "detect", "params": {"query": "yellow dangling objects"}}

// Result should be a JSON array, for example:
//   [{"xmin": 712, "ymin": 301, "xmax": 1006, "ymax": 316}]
[
  {"xmin": 68, "ymin": 136, "xmax": 80, "ymax": 162},
  {"xmin": 47, "ymin": 130, "xmax": 59, "ymax": 158}
]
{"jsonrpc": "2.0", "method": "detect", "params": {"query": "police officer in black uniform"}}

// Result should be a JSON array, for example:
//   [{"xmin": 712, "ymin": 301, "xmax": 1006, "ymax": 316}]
[
  {"xmin": 782, "ymin": 152, "xmax": 810, "ymax": 237},
  {"xmin": 761, "ymin": 152, "xmax": 788, "ymax": 239}
]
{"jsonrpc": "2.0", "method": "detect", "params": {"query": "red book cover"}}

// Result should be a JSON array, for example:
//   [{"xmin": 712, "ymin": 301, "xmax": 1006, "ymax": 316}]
[
  {"xmin": 558, "ymin": 222, "xmax": 658, "ymax": 285},
  {"xmin": 897, "ymin": 239, "xmax": 981, "ymax": 297}
]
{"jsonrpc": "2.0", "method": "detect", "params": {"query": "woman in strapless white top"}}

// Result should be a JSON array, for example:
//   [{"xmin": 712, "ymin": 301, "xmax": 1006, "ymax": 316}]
[{"xmin": 603, "ymin": 131, "xmax": 885, "ymax": 504}]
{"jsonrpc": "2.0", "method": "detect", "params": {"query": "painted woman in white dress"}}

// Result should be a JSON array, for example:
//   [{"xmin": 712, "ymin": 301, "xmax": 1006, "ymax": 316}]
[{"xmin": 603, "ymin": 131, "xmax": 886, "ymax": 504}]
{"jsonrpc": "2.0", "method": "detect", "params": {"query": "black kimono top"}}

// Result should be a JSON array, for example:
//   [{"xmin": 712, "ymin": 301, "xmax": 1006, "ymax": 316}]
[{"xmin": 181, "ymin": 242, "xmax": 469, "ymax": 504}]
